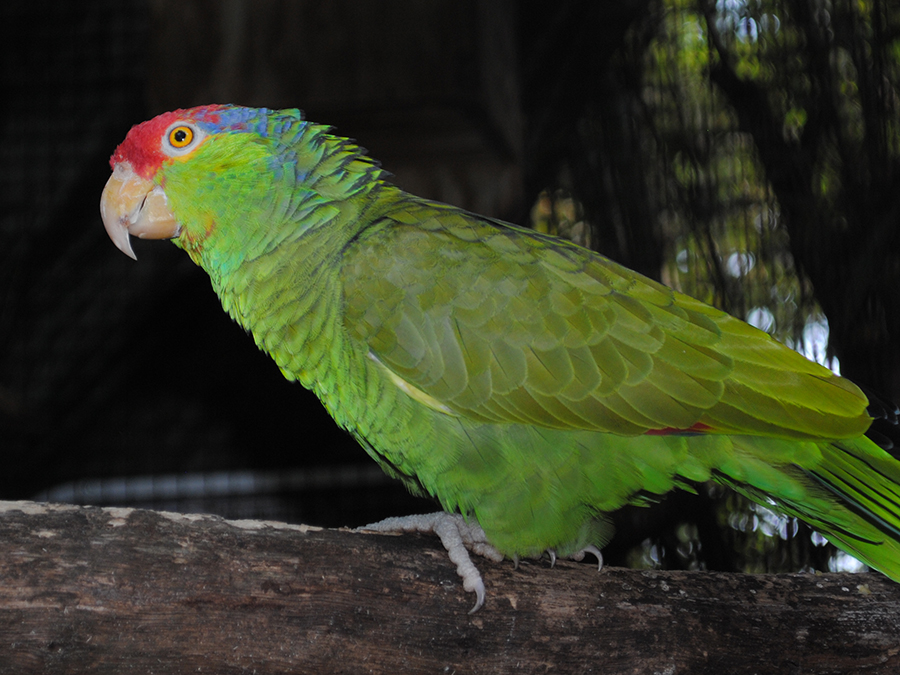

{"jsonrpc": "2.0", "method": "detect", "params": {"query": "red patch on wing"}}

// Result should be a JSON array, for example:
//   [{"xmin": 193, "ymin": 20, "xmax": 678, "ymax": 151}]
[
  {"xmin": 645, "ymin": 422, "xmax": 714, "ymax": 436},
  {"xmin": 110, "ymin": 105, "xmax": 227, "ymax": 178}
]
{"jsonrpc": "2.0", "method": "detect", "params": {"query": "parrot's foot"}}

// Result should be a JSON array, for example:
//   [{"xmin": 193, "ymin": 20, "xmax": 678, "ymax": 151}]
[{"xmin": 360, "ymin": 512, "xmax": 503, "ymax": 613}]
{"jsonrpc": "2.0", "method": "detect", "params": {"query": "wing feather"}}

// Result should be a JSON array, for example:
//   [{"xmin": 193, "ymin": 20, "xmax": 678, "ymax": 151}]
[{"xmin": 342, "ymin": 203, "xmax": 871, "ymax": 439}]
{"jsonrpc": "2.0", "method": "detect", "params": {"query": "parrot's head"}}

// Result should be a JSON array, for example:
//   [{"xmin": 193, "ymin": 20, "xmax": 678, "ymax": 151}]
[
  {"xmin": 101, "ymin": 105, "xmax": 383, "ymax": 264},
  {"xmin": 101, "ymin": 104, "xmax": 270, "ymax": 260}
]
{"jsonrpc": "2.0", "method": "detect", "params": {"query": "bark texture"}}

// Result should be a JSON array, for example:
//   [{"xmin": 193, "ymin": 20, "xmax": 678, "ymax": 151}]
[{"xmin": 0, "ymin": 501, "xmax": 898, "ymax": 674}]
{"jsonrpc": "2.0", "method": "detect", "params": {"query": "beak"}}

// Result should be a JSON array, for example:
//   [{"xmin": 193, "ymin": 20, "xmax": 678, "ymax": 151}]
[{"xmin": 100, "ymin": 163, "xmax": 181, "ymax": 260}]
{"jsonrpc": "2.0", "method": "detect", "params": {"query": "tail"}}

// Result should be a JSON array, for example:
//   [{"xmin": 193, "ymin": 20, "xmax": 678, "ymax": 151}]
[
  {"xmin": 722, "ymin": 435, "xmax": 900, "ymax": 581},
  {"xmin": 802, "ymin": 439, "xmax": 900, "ymax": 579}
]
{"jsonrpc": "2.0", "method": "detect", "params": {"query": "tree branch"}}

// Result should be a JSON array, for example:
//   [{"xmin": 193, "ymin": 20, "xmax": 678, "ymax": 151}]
[{"xmin": 1, "ymin": 500, "xmax": 898, "ymax": 673}]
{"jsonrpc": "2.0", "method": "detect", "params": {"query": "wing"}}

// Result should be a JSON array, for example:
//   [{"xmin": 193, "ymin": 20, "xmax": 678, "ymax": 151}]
[{"xmin": 341, "ymin": 198, "xmax": 870, "ymax": 440}]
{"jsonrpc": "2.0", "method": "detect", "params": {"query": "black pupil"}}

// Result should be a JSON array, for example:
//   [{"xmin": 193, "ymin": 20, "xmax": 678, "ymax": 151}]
[{"xmin": 173, "ymin": 129, "xmax": 188, "ymax": 144}]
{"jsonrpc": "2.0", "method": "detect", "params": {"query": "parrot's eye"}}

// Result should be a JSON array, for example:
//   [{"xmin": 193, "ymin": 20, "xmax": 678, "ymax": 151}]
[
  {"xmin": 169, "ymin": 126, "xmax": 193, "ymax": 147},
  {"xmin": 162, "ymin": 122, "xmax": 206, "ymax": 157}
]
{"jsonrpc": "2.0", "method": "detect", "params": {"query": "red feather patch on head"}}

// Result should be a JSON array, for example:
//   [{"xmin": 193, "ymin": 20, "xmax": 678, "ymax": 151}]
[{"xmin": 110, "ymin": 105, "xmax": 227, "ymax": 178}]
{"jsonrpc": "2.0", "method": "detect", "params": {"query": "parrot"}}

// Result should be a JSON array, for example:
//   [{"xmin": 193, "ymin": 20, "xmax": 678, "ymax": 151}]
[{"xmin": 101, "ymin": 104, "xmax": 900, "ymax": 612}]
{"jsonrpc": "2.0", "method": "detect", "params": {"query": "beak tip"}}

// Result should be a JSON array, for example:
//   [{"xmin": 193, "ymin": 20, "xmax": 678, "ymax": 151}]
[
  {"xmin": 101, "ymin": 210, "xmax": 138, "ymax": 260},
  {"xmin": 109, "ymin": 230, "xmax": 138, "ymax": 260},
  {"xmin": 111, "ymin": 226, "xmax": 138, "ymax": 260}
]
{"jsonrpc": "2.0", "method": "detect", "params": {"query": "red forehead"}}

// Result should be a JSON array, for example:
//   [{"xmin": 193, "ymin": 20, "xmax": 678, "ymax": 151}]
[{"xmin": 110, "ymin": 105, "xmax": 227, "ymax": 178}]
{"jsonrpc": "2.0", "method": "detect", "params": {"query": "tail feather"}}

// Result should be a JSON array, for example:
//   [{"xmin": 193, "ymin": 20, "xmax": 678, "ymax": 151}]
[
  {"xmin": 726, "ymin": 436, "xmax": 900, "ymax": 581},
  {"xmin": 805, "ymin": 440, "xmax": 900, "ymax": 548}
]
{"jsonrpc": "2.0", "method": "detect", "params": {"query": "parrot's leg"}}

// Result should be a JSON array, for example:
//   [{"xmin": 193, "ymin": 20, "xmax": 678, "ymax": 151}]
[{"xmin": 360, "ymin": 512, "xmax": 503, "ymax": 613}]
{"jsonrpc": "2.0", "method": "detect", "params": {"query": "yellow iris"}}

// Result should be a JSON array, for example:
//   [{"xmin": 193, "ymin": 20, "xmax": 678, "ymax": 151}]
[{"xmin": 168, "ymin": 125, "xmax": 194, "ymax": 148}]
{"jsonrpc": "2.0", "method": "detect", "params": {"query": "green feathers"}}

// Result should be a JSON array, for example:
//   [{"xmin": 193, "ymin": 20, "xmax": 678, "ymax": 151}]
[
  {"xmin": 108, "ymin": 105, "xmax": 900, "ymax": 585},
  {"xmin": 342, "ymin": 200, "xmax": 869, "ymax": 441}
]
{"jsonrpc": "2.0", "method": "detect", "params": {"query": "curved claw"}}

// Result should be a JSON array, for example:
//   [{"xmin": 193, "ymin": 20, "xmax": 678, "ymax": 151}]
[
  {"xmin": 547, "ymin": 549, "xmax": 557, "ymax": 568},
  {"xmin": 571, "ymin": 544, "xmax": 604, "ymax": 570},
  {"xmin": 468, "ymin": 577, "xmax": 486, "ymax": 614}
]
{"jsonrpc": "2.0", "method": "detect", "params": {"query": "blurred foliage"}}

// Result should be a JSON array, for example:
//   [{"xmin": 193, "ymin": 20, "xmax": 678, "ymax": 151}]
[
  {"xmin": 649, "ymin": 0, "xmax": 838, "ymax": 362},
  {"xmin": 530, "ymin": 189, "xmax": 592, "ymax": 248},
  {"xmin": 528, "ymin": 0, "xmax": 900, "ymax": 575}
]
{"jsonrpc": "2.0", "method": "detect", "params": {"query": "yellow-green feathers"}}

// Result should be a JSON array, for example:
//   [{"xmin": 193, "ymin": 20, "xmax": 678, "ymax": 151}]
[{"xmin": 342, "ymin": 200, "xmax": 870, "ymax": 439}]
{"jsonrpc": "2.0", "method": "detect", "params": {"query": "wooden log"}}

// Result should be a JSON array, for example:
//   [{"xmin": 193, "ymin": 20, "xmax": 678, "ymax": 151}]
[{"xmin": 0, "ymin": 500, "xmax": 898, "ymax": 674}]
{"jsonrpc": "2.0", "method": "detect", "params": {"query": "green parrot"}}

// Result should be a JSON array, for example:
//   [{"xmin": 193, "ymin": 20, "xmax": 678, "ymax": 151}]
[{"xmin": 101, "ymin": 105, "xmax": 900, "ymax": 612}]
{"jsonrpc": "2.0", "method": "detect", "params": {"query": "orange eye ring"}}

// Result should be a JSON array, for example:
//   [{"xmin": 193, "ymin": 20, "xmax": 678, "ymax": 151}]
[{"xmin": 168, "ymin": 125, "xmax": 194, "ymax": 148}]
